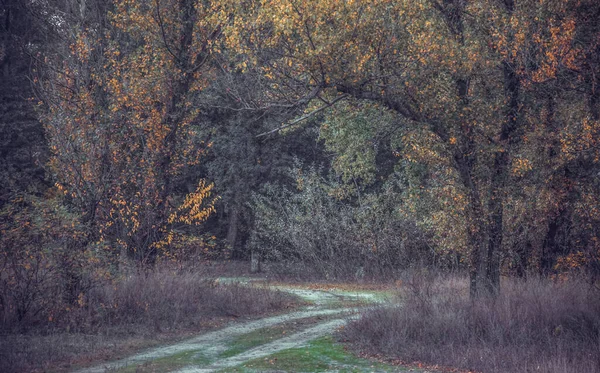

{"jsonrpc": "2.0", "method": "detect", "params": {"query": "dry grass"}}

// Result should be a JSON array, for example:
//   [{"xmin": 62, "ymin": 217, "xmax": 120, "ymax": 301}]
[
  {"xmin": 341, "ymin": 274, "xmax": 600, "ymax": 373},
  {"xmin": 0, "ymin": 267, "xmax": 297, "ymax": 373}
]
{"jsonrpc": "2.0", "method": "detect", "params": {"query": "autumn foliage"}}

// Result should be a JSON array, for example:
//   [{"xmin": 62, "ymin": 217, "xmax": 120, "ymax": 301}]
[
  {"xmin": 38, "ymin": 0, "xmax": 219, "ymax": 267},
  {"xmin": 1, "ymin": 0, "xmax": 600, "ymax": 361},
  {"xmin": 1, "ymin": 0, "xmax": 600, "ymax": 372}
]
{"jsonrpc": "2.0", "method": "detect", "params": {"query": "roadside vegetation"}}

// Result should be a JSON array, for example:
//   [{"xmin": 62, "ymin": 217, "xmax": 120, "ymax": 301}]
[
  {"xmin": 342, "ymin": 274, "xmax": 600, "ymax": 373},
  {"xmin": 0, "ymin": 265, "xmax": 296, "ymax": 373}
]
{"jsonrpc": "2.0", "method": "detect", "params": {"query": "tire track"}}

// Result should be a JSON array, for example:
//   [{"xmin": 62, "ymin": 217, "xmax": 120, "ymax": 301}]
[
  {"xmin": 173, "ymin": 317, "xmax": 353, "ymax": 373},
  {"xmin": 74, "ymin": 304, "xmax": 356, "ymax": 372}
]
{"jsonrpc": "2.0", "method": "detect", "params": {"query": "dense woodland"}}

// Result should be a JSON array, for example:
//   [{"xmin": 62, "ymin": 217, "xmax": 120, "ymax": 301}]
[{"xmin": 2, "ymin": 0, "xmax": 600, "ymax": 334}]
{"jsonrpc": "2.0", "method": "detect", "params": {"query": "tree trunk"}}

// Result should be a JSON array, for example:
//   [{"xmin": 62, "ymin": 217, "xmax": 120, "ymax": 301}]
[
  {"xmin": 515, "ymin": 239, "xmax": 531, "ymax": 278},
  {"xmin": 485, "ymin": 152, "xmax": 506, "ymax": 294},
  {"xmin": 454, "ymin": 150, "xmax": 486, "ymax": 298},
  {"xmin": 590, "ymin": 76, "xmax": 599, "ymax": 121},
  {"xmin": 540, "ymin": 214, "xmax": 562, "ymax": 276},
  {"xmin": 150, "ymin": 0, "xmax": 197, "ymax": 266},
  {"xmin": 226, "ymin": 205, "xmax": 239, "ymax": 255},
  {"xmin": 250, "ymin": 250, "xmax": 261, "ymax": 273},
  {"xmin": 438, "ymin": 1, "xmax": 491, "ymax": 298},
  {"xmin": 484, "ymin": 34, "xmax": 521, "ymax": 293}
]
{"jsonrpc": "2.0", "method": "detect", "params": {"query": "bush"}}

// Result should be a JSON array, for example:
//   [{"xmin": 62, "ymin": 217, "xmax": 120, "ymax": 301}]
[
  {"xmin": 0, "ymin": 267, "xmax": 296, "ymax": 372},
  {"xmin": 79, "ymin": 269, "xmax": 294, "ymax": 331},
  {"xmin": 341, "ymin": 275, "xmax": 600, "ymax": 373},
  {"xmin": 0, "ymin": 194, "xmax": 93, "ymax": 332},
  {"xmin": 250, "ymin": 166, "xmax": 432, "ymax": 280}
]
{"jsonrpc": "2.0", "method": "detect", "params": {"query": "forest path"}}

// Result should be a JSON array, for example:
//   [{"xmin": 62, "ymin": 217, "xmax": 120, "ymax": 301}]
[
  {"xmin": 173, "ymin": 318, "xmax": 351, "ymax": 373},
  {"xmin": 72, "ymin": 279, "xmax": 400, "ymax": 373}
]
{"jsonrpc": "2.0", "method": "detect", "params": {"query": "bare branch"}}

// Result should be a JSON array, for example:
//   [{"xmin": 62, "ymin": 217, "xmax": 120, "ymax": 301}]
[
  {"xmin": 155, "ymin": 0, "xmax": 180, "ymax": 62},
  {"xmin": 256, "ymin": 94, "xmax": 349, "ymax": 138}
]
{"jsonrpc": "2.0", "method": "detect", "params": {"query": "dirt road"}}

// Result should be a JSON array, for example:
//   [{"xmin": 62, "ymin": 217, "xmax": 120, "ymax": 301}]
[
  {"xmin": 73, "ymin": 282, "xmax": 392, "ymax": 373},
  {"xmin": 173, "ymin": 318, "xmax": 351, "ymax": 373}
]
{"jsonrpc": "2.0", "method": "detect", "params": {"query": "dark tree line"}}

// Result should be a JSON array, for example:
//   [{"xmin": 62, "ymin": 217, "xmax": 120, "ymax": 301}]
[{"xmin": 1, "ymin": 0, "xmax": 600, "ymax": 303}]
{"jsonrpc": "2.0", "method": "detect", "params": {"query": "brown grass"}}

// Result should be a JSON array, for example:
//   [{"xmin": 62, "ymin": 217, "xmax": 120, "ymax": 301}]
[
  {"xmin": 0, "ymin": 267, "xmax": 297, "ymax": 373},
  {"xmin": 341, "ymin": 274, "xmax": 600, "ymax": 373}
]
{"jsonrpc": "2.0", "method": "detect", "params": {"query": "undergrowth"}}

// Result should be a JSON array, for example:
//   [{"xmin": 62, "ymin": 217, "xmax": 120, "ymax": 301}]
[
  {"xmin": 0, "ymin": 267, "xmax": 296, "ymax": 373},
  {"xmin": 341, "ymin": 275, "xmax": 600, "ymax": 373}
]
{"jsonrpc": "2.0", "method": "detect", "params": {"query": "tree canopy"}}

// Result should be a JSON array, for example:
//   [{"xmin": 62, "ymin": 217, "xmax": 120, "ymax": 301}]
[{"xmin": 1, "ymin": 0, "xmax": 599, "ymax": 299}]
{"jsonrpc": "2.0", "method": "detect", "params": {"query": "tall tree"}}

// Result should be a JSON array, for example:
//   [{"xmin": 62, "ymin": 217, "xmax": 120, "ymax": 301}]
[
  {"xmin": 39, "ymin": 0, "xmax": 217, "ymax": 266},
  {"xmin": 218, "ymin": 0, "xmax": 599, "ymax": 295},
  {"xmin": 197, "ymin": 64, "xmax": 328, "ymax": 260}
]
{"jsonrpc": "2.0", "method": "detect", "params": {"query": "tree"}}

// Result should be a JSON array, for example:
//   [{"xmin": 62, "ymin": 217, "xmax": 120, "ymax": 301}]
[
  {"xmin": 0, "ymin": 0, "xmax": 49, "ymax": 206},
  {"xmin": 39, "ymin": 0, "xmax": 217, "ymax": 266},
  {"xmin": 198, "ymin": 70, "xmax": 327, "ymax": 260},
  {"xmin": 218, "ymin": 0, "xmax": 600, "ymax": 295}
]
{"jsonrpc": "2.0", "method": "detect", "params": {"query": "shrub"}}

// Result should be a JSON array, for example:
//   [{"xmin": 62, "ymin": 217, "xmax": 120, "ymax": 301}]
[
  {"xmin": 0, "ymin": 194, "xmax": 93, "ymax": 332},
  {"xmin": 342, "ymin": 275, "xmax": 600, "ymax": 373},
  {"xmin": 0, "ymin": 267, "xmax": 296, "ymax": 372},
  {"xmin": 250, "ymin": 165, "xmax": 432, "ymax": 280}
]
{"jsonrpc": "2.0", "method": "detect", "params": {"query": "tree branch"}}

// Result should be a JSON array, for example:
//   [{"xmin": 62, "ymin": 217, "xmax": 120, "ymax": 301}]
[
  {"xmin": 256, "ymin": 94, "xmax": 349, "ymax": 138},
  {"xmin": 155, "ymin": 0, "xmax": 180, "ymax": 62}
]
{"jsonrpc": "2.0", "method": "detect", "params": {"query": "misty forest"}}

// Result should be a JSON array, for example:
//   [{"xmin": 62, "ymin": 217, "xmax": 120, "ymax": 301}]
[{"xmin": 1, "ymin": 0, "xmax": 600, "ymax": 372}]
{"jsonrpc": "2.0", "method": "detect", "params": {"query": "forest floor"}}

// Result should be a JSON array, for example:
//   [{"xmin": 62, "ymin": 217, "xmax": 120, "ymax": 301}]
[{"xmin": 72, "ymin": 278, "xmax": 427, "ymax": 373}]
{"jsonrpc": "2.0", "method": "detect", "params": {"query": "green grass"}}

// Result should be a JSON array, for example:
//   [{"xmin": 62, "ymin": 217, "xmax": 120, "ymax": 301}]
[
  {"xmin": 221, "ymin": 336, "xmax": 408, "ymax": 373},
  {"xmin": 114, "ymin": 350, "xmax": 209, "ymax": 373},
  {"xmin": 219, "ymin": 323, "xmax": 293, "ymax": 358},
  {"xmin": 279, "ymin": 287, "xmax": 392, "ymax": 308},
  {"xmin": 219, "ymin": 315, "xmax": 337, "ymax": 359}
]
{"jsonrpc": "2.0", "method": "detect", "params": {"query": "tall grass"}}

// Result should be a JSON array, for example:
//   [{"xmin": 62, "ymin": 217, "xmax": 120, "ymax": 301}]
[
  {"xmin": 0, "ymin": 267, "xmax": 296, "ymax": 372},
  {"xmin": 342, "ymin": 275, "xmax": 600, "ymax": 373}
]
